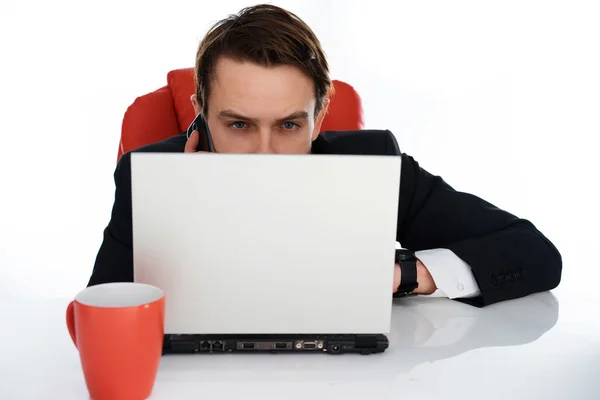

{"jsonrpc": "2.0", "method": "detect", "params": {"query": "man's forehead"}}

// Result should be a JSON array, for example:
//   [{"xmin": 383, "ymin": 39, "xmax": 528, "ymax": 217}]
[{"xmin": 210, "ymin": 57, "xmax": 317, "ymax": 118}]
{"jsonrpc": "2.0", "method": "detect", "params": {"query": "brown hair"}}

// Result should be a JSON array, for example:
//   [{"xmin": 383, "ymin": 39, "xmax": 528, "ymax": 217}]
[{"xmin": 194, "ymin": 4, "xmax": 331, "ymax": 118}]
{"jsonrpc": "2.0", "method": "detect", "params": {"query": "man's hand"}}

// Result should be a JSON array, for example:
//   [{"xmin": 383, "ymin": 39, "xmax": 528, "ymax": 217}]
[
  {"xmin": 393, "ymin": 263, "xmax": 402, "ymax": 292},
  {"xmin": 184, "ymin": 130, "xmax": 208, "ymax": 153},
  {"xmin": 393, "ymin": 259, "xmax": 437, "ymax": 295}
]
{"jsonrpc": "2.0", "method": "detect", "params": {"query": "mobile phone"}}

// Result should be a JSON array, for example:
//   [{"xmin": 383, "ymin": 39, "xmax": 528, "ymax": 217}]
[{"xmin": 186, "ymin": 114, "xmax": 216, "ymax": 152}]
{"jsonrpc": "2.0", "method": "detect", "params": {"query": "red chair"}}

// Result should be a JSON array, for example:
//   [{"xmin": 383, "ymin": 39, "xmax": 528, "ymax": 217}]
[{"xmin": 118, "ymin": 68, "xmax": 364, "ymax": 161}]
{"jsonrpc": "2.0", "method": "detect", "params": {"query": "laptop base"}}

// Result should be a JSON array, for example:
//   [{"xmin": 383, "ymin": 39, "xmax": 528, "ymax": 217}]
[{"xmin": 162, "ymin": 334, "xmax": 388, "ymax": 355}]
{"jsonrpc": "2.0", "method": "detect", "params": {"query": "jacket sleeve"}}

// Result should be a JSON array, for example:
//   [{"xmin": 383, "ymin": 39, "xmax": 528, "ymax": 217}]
[
  {"xmin": 396, "ymin": 153, "xmax": 562, "ymax": 307},
  {"xmin": 87, "ymin": 152, "xmax": 134, "ymax": 286}
]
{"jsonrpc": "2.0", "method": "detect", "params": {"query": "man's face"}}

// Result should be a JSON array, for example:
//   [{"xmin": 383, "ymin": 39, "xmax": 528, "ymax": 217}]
[{"xmin": 192, "ymin": 57, "xmax": 328, "ymax": 154}]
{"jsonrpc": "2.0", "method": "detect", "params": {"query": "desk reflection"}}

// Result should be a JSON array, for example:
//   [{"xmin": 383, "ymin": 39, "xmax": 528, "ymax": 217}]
[
  {"xmin": 157, "ymin": 292, "xmax": 558, "ymax": 383},
  {"xmin": 388, "ymin": 291, "xmax": 559, "ymax": 364}
]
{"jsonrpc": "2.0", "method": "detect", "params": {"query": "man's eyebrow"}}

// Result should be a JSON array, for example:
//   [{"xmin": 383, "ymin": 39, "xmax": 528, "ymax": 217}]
[
  {"xmin": 276, "ymin": 111, "xmax": 309, "ymax": 122},
  {"xmin": 216, "ymin": 110, "xmax": 258, "ymax": 123}
]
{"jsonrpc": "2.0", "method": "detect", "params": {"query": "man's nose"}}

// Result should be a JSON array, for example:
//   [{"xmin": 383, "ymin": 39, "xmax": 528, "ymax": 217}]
[{"xmin": 256, "ymin": 129, "xmax": 275, "ymax": 154}]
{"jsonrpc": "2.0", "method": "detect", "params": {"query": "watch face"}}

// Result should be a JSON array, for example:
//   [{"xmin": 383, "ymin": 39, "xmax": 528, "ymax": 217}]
[{"xmin": 396, "ymin": 249, "xmax": 415, "ymax": 261}]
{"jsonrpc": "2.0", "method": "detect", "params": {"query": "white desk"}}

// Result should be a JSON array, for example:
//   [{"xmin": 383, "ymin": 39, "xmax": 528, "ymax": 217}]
[{"xmin": 1, "ymin": 289, "xmax": 598, "ymax": 400}]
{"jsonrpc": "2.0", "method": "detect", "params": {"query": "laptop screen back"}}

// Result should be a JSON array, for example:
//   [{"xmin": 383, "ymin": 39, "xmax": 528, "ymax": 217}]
[{"xmin": 131, "ymin": 153, "xmax": 401, "ymax": 334}]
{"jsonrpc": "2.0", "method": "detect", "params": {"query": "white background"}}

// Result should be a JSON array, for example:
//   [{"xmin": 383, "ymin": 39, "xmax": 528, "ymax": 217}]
[{"xmin": 0, "ymin": 0, "xmax": 598, "ymax": 299}]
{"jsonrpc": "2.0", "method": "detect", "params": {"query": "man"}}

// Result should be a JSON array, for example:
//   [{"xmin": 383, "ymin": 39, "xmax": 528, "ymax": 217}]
[{"xmin": 87, "ymin": 4, "xmax": 562, "ymax": 307}]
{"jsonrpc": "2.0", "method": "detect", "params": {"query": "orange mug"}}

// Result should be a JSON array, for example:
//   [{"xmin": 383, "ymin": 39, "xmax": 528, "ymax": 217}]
[{"xmin": 66, "ymin": 282, "xmax": 165, "ymax": 400}]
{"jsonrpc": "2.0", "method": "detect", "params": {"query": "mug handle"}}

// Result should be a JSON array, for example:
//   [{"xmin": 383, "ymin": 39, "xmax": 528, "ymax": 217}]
[{"xmin": 66, "ymin": 301, "xmax": 77, "ymax": 348}]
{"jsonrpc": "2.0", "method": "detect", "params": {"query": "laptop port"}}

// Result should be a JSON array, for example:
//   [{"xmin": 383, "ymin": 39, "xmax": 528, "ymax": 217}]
[
  {"xmin": 295, "ymin": 340, "xmax": 324, "ymax": 350},
  {"xmin": 212, "ymin": 341, "xmax": 224, "ymax": 351},
  {"xmin": 242, "ymin": 343, "xmax": 255, "ymax": 349},
  {"xmin": 275, "ymin": 342, "xmax": 288, "ymax": 349},
  {"xmin": 200, "ymin": 341, "xmax": 211, "ymax": 352},
  {"xmin": 330, "ymin": 344, "xmax": 341, "ymax": 354}
]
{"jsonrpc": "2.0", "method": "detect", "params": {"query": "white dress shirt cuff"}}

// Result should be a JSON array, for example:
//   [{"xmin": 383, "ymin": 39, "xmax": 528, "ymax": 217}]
[{"xmin": 414, "ymin": 248, "xmax": 481, "ymax": 299}]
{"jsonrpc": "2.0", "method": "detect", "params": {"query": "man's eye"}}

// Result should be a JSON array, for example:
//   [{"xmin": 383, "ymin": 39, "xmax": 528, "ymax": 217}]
[
  {"xmin": 282, "ymin": 122, "xmax": 297, "ymax": 130},
  {"xmin": 231, "ymin": 121, "xmax": 247, "ymax": 129}
]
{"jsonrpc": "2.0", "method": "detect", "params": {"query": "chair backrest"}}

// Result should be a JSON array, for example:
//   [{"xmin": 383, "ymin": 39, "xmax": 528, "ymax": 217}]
[{"xmin": 118, "ymin": 68, "xmax": 364, "ymax": 161}]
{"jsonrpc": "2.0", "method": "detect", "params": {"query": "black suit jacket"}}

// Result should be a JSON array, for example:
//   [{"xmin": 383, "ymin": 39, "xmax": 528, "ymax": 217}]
[{"xmin": 87, "ymin": 130, "xmax": 562, "ymax": 307}]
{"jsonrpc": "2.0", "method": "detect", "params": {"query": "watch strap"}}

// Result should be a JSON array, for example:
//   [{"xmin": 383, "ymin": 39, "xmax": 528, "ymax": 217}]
[{"xmin": 393, "ymin": 249, "xmax": 419, "ymax": 297}]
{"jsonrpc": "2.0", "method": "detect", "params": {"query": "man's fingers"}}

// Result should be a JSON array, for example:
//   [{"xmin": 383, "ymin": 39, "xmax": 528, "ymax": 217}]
[{"xmin": 184, "ymin": 130, "xmax": 199, "ymax": 153}]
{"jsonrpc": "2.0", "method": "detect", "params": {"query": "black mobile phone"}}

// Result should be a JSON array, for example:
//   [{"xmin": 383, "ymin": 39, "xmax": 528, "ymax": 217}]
[{"xmin": 186, "ymin": 114, "xmax": 216, "ymax": 152}]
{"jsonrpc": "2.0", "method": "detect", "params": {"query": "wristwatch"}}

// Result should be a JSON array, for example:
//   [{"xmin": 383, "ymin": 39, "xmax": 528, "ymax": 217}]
[{"xmin": 393, "ymin": 249, "xmax": 419, "ymax": 297}]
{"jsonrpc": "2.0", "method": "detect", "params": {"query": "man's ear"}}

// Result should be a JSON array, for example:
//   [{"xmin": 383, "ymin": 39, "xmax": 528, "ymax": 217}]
[
  {"xmin": 311, "ymin": 98, "xmax": 330, "ymax": 141},
  {"xmin": 190, "ymin": 94, "xmax": 202, "ymax": 115}
]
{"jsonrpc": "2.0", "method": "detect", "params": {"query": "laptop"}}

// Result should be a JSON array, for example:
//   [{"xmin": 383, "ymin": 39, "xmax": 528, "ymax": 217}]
[{"xmin": 130, "ymin": 152, "xmax": 401, "ymax": 355}]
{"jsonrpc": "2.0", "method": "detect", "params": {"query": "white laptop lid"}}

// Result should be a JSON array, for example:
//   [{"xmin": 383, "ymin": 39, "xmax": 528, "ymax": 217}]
[{"xmin": 131, "ymin": 152, "xmax": 401, "ymax": 335}]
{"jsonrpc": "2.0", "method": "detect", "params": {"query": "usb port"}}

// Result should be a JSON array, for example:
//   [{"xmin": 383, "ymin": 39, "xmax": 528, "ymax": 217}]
[
  {"xmin": 275, "ymin": 343, "xmax": 288, "ymax": 349},
  {"xmin": 242, "ymin": 343, "xmax": 255, "ymax": 349}
]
